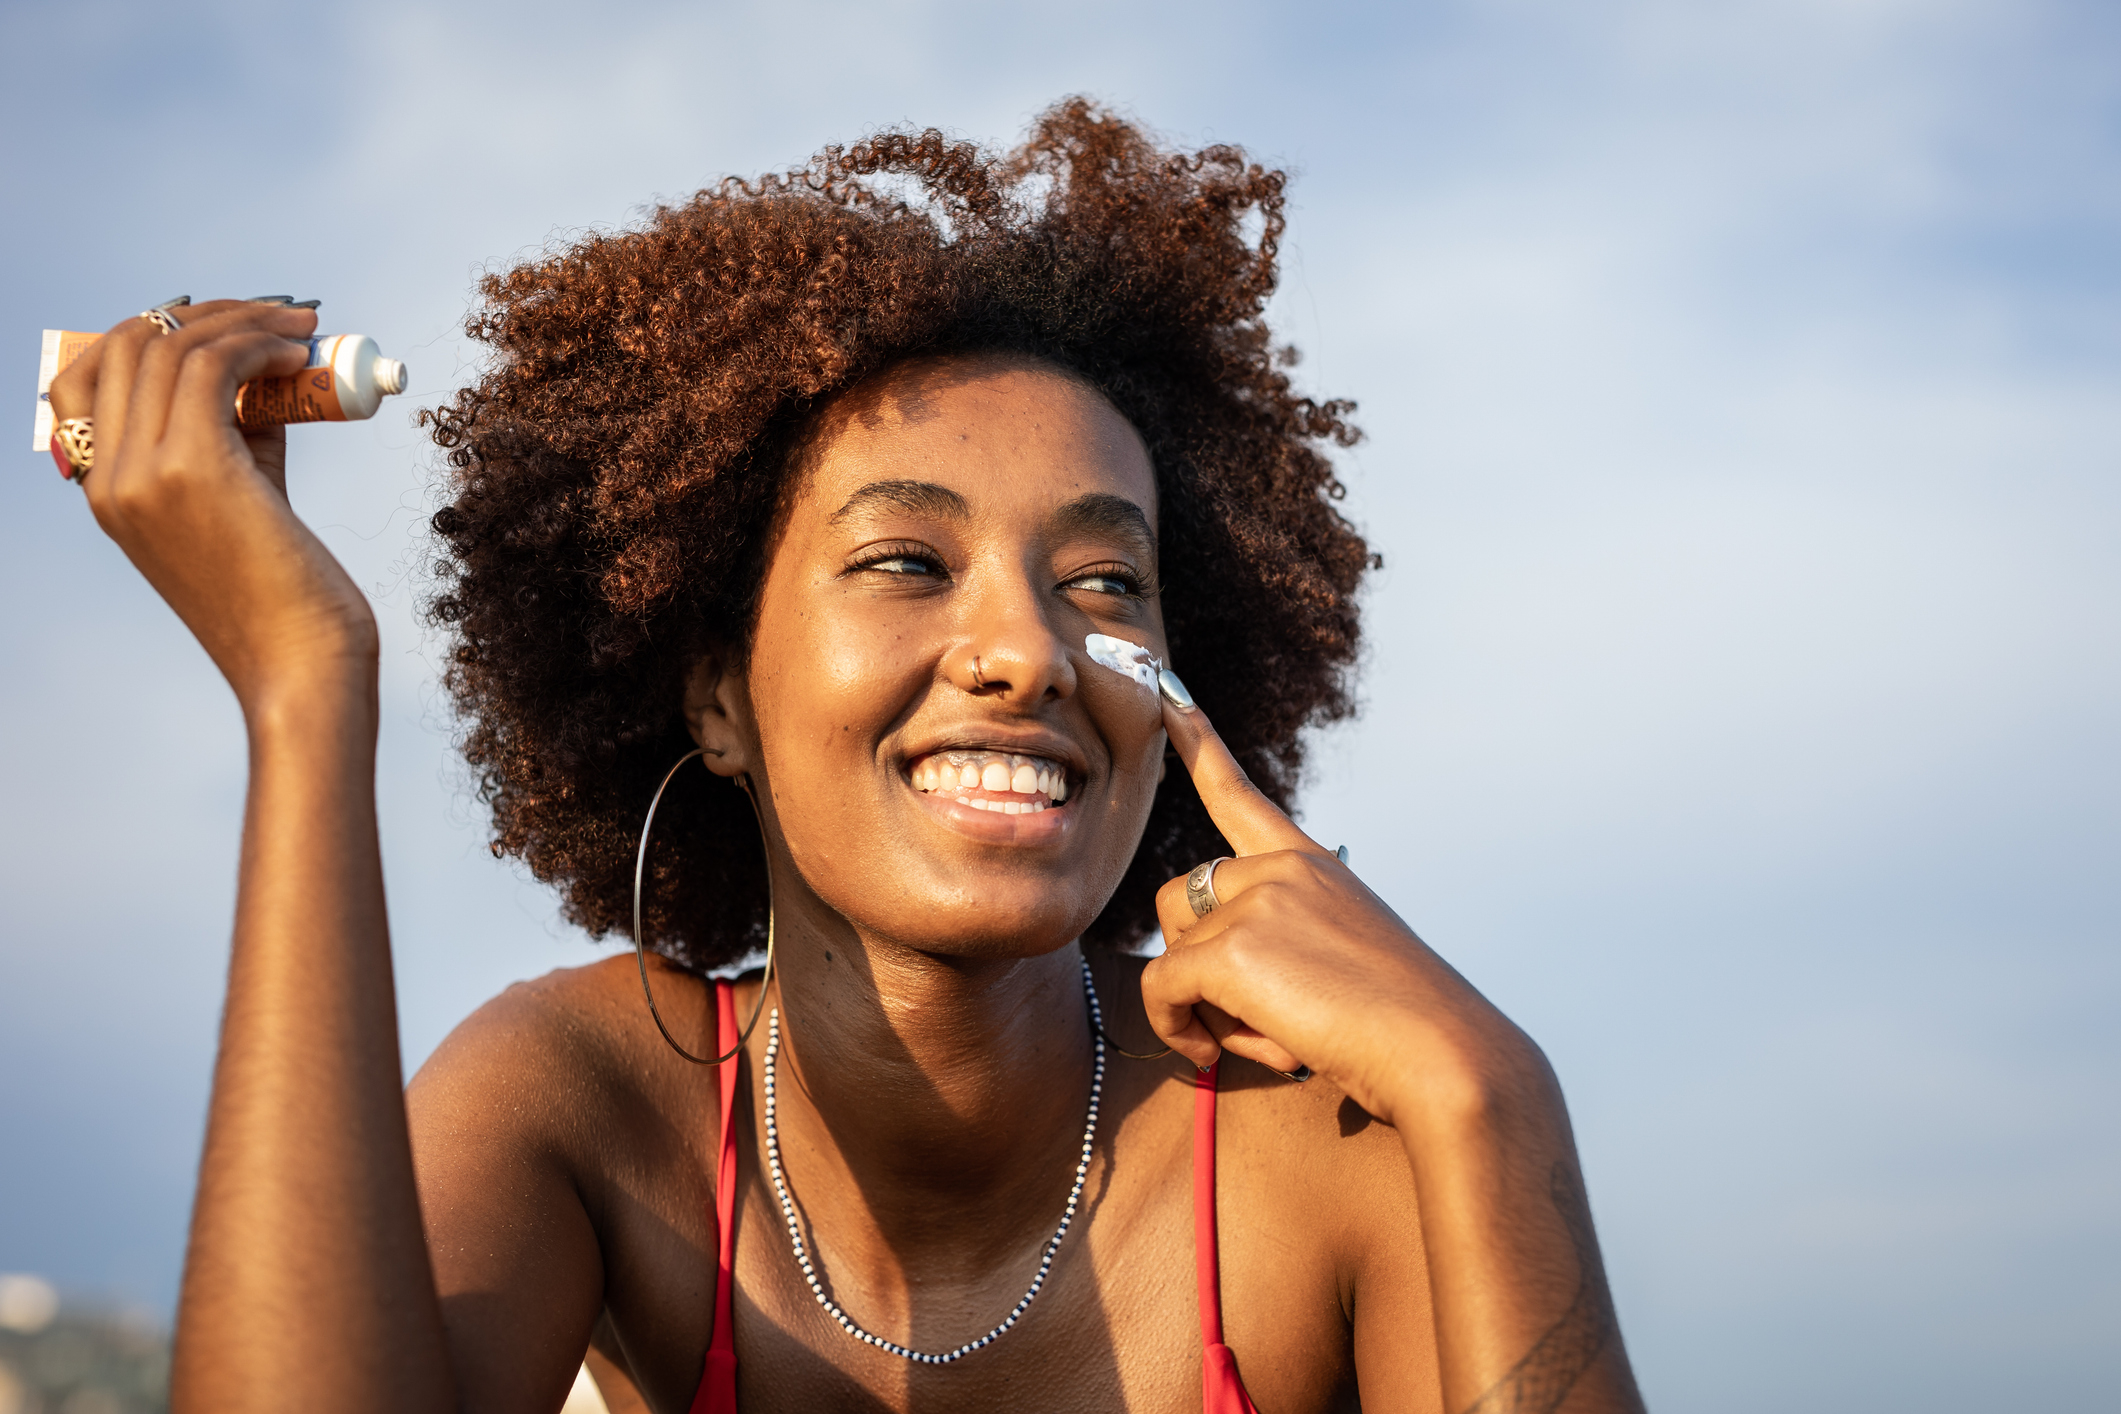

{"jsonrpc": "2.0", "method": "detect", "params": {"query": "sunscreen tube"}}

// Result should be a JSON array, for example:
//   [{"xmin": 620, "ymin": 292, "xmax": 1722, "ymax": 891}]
[
  {"xmin": 233, "ymin": 334, "xmax": 407, "ymax": 432},
  {"xmin": 32, "ymin": 330, "xmax": 407, "ymax": 449}
]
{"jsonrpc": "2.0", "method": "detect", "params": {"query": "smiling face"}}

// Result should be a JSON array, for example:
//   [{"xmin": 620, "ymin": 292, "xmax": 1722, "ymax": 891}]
[{"xmin": 688, "ymin": 355, "xmax": 1171, "ymax": 958}]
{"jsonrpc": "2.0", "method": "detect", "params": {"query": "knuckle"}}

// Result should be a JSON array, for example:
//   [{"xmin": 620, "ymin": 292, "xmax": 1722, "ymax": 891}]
[
  {"xmin": 106, "ymin": 473, "xmax": 154, "ymax": 521},
  {"xmin": 1155, "ymin": 876, "xmax": 1189, "ymax": 913}
]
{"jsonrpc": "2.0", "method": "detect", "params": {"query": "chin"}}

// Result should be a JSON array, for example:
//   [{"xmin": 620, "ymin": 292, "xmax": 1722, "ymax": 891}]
[{"xmin": 860, "ymin": 892, "xmax": 1105, "ymax": 961}]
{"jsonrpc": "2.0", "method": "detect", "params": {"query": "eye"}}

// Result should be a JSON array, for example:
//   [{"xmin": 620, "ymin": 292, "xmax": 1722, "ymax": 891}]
[
  {"xmin": 847, "ymin": 542, "xmax": 949, "ymax": 580},
  {"xmin": 1061, "ymin": 564, "xmax": 1149, "ymax": 600},
  {"xmin": 866, "ymin": 555, "xmax": 941, "ymax": 576}
]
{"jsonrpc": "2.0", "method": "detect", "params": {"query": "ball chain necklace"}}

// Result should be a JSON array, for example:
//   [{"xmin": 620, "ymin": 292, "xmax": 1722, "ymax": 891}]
[{"xmin": 762, "ymin": 957, "xmax": 1108, "ymax": 1364}]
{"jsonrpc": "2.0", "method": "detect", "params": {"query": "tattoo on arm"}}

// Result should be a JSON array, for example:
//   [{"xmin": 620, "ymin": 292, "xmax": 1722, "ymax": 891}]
[{"xmin": 1460, "ymin": 1163, "xmax": 1625, "ymax": 1414}]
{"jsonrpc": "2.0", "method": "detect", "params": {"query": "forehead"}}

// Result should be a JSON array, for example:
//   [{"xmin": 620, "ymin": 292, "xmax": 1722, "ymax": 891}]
[{"xmin": 792, "ymin": 356, "xmax": 1157, "ymax": 529}]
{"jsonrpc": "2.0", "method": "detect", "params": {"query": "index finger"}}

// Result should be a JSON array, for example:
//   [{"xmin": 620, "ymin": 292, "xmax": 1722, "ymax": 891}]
[{"xmin": 1160, "ymin": 684, "xmax": 1321, "ymax": 858}]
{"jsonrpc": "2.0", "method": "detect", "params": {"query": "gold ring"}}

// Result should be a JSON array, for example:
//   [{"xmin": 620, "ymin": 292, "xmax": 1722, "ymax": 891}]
[{"xmin": 51, "ymin": 418, "xmax": 94, "ymax": 481}]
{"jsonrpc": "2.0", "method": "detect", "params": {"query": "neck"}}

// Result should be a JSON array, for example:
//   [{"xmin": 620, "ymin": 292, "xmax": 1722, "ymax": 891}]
[{"xmin": 762, "ymin": 885, "xmax": 1099, "ymax": 1249}]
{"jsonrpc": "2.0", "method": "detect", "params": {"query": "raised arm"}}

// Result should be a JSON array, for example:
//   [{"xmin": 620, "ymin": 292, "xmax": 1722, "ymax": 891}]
[
  {"xmin": 1140, "ymin": 697, "xmax": 1647, "ymax": 1414},
  {"xmin": 47, "ymin": 302, "xmax": 573, "ymax": 1414}
]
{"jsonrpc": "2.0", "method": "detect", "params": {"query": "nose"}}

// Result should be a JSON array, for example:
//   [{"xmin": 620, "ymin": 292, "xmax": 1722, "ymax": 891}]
[{"xmin": 950, "ymin": 568, "xmax": 1078, "ymax": 705}]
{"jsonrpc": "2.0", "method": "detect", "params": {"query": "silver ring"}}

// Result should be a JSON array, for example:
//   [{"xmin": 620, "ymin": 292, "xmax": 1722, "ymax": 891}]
[
  {"xmin": 140, "ymin": 306, "xmax": 184, "ymax": 335},
  {"xmin": 1184, "ymin": 856, "xmax": 1231, "ymax": 919}
]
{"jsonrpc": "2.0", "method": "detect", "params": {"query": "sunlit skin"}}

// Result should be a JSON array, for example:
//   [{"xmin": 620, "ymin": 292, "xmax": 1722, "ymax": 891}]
[{"xmin": 48, "ymin": 304, "xmax": 1644, "ymax": 1414}]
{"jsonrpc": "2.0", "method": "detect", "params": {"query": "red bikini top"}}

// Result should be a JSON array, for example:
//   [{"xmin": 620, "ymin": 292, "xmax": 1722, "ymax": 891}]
[{"xmin": 688, "ymin": 979, "xmax": 1260, "ymax": 1413}]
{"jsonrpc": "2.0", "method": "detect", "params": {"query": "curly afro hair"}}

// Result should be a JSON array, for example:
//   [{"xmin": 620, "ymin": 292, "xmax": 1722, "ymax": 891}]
[{"xmin": 422, "ymin": 98, "xmax": 1374, "ymax": 972}]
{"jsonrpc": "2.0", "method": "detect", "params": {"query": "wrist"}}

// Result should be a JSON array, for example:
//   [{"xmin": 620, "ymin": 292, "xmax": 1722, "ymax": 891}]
[
  {"xmin": 1376, "ymin": 1025, "xmax": 1567, "ymax": 1150},
  {"xmin": 241, "ymin": 646, "xmax": 380, "ymax": 752}
]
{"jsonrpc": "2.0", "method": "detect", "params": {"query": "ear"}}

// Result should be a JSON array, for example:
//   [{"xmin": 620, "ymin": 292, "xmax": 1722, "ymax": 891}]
[{"xmin": 683, "ymin": 648, "xmax": 755, "ymax": 779}]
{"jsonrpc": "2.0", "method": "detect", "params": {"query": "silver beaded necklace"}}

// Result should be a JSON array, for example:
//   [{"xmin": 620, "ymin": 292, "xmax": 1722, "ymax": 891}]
[{"xmin": 761, "ymin": 957, "xmax": 1108, "ymax": 1364}]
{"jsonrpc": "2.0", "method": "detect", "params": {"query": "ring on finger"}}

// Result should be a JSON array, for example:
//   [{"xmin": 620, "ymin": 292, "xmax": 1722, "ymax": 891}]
[
  {"xmin": 1184, "ymin": 856, "xmax": 1232, "ymax": 919},
  {"xmin": 139, "ymin": 305, "xmax": 185, "ymax": 335},
  {"xmin": 50, "ymin": 418, "xmax": 93, "ymax": 482}
]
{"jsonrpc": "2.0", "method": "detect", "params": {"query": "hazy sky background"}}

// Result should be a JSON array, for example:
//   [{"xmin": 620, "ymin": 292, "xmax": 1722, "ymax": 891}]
[{"xmin": 2, "ymin": 1, "xmax": 2116, "ymax": 1410}]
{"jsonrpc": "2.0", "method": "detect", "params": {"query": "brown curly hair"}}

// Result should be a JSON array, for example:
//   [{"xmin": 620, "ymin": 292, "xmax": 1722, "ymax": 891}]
[{"xmin": 422, "ymin": 98, "xmax": 1374, "ymax": 970}]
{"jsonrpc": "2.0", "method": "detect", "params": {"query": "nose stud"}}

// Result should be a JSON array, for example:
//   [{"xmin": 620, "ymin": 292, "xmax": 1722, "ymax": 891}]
[{"xmin": 972, "ymin": 656, "xmax": 986, "ymax": 690}]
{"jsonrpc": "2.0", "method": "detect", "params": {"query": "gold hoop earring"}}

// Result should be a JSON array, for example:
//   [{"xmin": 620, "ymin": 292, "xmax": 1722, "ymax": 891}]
[{"xmin": 631, "ymin": 747, "xmax": 777, "ymax": 1065}]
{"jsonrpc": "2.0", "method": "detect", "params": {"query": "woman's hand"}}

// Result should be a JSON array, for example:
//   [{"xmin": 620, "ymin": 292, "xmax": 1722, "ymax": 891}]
[
  {"xmin": 48, "ymin": 299, "xmax": 377, "ymax": 711},
  {"xmin": 1142, "ymin": 696, "xmax": 1647, "ymax": 1414},
  {"xmin": 1141, "ymin": 699, "xmax": 1550, "ymax": 1136}
]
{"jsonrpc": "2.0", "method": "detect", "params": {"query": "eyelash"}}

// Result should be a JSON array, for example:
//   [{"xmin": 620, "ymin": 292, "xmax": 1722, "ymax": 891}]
[
  {"xmin": 1062, "ymin": 563, "xmax": 1150, "ymax": 600},
  {"xmin": 847, "ymin": 542, "xmax": 947, "ymax": 578},
  {"xmin": 845, "ymin": 546, "xmax": 1152, "ymax": 601}
]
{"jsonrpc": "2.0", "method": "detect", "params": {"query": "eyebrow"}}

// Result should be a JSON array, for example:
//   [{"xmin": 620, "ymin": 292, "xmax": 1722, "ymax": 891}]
[
  {"xmin": 1052, "ymin": 493, "xmax": 1156, "ymax": 561},
  {"xmin": 827, "ymin": 481, "xmax": 1156, "ymax": 561},
  {"xmin": 829, "ymin": 480, "xmax": 972, "ymax": 525}
]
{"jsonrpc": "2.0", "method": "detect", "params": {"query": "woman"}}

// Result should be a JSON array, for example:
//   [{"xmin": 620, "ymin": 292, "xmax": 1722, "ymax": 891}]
[{"xmin": 47, "ymin": 102, "xmax": 1646, "ymax": 1414}]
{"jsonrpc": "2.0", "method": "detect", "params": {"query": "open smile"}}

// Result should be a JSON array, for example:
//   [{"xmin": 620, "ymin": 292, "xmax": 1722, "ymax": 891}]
[{"xmin": 905, "ymin": 748, "xmax": 1076, "ymax": 842}]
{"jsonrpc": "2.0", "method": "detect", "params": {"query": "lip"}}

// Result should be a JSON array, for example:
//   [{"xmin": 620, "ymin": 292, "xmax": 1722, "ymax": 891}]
[{"xmin": 909, "ymin": 780, "xmax": 1075, "ymax": 846}]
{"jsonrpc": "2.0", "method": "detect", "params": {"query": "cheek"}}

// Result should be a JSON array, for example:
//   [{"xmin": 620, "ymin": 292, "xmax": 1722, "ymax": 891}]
[
  {"xmin": 1079, "ymin": 672, "xmax": 1167, "ymax": 787},
  {"xmin": 748, "ymin": 586, "xmax": 931, "ymax": 772}
]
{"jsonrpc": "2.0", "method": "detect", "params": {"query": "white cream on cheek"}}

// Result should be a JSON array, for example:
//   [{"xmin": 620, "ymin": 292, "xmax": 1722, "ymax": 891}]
[{"xmin": 1084, "ymin": 632, "xmax": 1161, "ymax": 691}]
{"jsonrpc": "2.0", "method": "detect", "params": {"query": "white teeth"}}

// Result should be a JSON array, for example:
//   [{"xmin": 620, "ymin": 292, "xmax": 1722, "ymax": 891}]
[{"xmin": 912, "ymin": 750, "xmax": 1071, "ymax": 803}]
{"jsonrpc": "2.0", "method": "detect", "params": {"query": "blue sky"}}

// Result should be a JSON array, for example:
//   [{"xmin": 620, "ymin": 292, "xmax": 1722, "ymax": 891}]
[{"xmin": 2, "ymin": 2, "xmax": 2116, "ymax": 1409}]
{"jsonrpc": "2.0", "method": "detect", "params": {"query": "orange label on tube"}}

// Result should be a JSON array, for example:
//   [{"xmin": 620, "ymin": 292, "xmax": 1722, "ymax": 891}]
[{"xmin": 234, "ymin": 361, "xmax": 344, "ymax": 432}]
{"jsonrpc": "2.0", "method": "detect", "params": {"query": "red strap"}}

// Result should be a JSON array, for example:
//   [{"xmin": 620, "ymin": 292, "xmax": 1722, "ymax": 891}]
[
  {"xmin": 1195, "ymin": 1061, "xmax": 1261, "ymax": 1414},
  {"xmin": 689, "ymin": 981, "xmax": 741, "ymax": 1414},
  {"xmin": 1194, "ymin": 1062, "xmax": 1225, "ymax": 1347}
]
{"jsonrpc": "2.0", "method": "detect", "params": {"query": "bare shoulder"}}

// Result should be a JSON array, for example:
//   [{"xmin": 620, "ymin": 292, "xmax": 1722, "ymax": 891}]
[
  {"xmin": 1217, "ymin": 1057, "xmax": 1424, "ymax": 1245},
  {"xmin": 406, "ymin": 952, "xmax": 717, "ymax": 1154}
]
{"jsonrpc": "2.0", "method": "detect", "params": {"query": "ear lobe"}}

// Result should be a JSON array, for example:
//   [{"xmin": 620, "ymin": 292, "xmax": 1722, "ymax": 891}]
[{"xmin": 683, "ymin": 650, "xmax": 753, "ymax": 778}]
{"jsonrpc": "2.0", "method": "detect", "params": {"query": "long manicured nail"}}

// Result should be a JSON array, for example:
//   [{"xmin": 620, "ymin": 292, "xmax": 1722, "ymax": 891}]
[
  {"xmin": 1157, "ymin": 669, "xmax": 1196, "ymax": 712},
  {"xmin": 153, "ymin": 295, "xmax": 191, "ymax": 309},
  {"xmin": 249, "ymin": 295, "xmax": 294, "ymax": 305},
  {"xmin": 287, "ymin": 299, "xmax": 320, "ymax": 309}
]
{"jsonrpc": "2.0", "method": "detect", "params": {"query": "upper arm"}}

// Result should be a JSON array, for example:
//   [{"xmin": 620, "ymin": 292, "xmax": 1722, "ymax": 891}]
[
  {"xmin": 1341, "ymin": 1113, "xmax": 1446, "ymax": 1414},
  {"xmin": 406, "ymin": 985, "xmax": 609, "ymax": 1414}
]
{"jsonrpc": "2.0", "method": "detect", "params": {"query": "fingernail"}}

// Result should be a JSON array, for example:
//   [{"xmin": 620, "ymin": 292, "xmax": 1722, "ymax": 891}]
[
  {"xmin": 249, "ymin": 295, "xmax": 294, "ymax": 305},
  {"xmin": 1157, "ymin": 669, "xmax": 1196, "ymax": 712},
  {"xmin": 154, "ymin": 295, "xmax": 191, "ymax": 309},
  {"xmin": 286, "ymin": 299, "xmax": 320, "ymax": 310}
]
